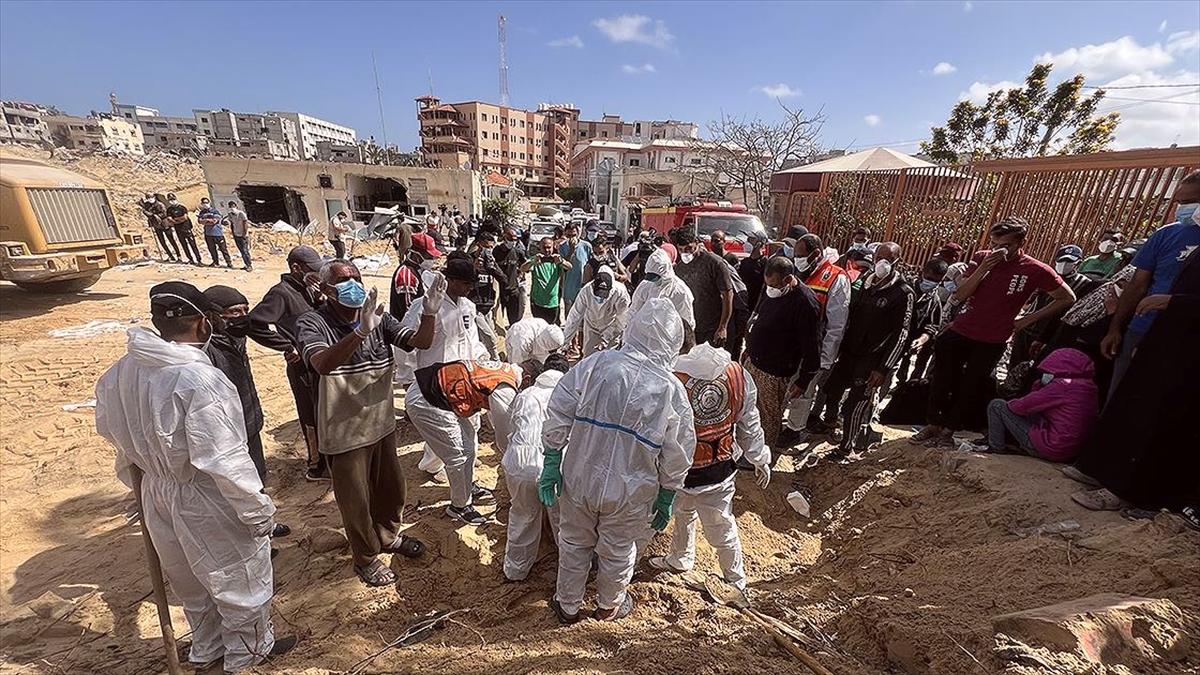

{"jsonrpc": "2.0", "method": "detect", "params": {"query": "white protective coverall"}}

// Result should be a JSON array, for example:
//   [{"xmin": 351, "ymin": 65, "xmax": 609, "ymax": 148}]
[
  {"xmin": 786, "ymin": 248, "xmax": 851, "ymax": 431},
  {"xmin": 95, "ymin": 328, "xmax": 276, "ymax": 672},
  {"xmin": 668, "ymin": 343, "xmax": 769, "ymax": 590},
  {"xmin": 561, "ymin": 266, "xmax": 632, "ymax": 357},
  {"xmin": 503, "ymin": 317, "xmax": 564, "ymax": 366},
  {"xmin": 629, "ymin": 249, "xmax": 696, "ymax": 335},
  {"xmin": 405, "ymin": 363, "xmax": 521, "ymax": 509},
  {"xmin": 501, "ymin": 368, "xmax": 564, "ymax": 580},
  {"xmin": 542, "ymin": 297, "xmax": 697, "ymax": 615}
]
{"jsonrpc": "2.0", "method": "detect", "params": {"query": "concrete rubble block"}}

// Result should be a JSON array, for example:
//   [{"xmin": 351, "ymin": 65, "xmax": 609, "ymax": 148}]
[
  {"xmin": 303, "ymin": 526, "xmax": 349, "ymax": 554},
  {"xmin": 992, "ymin": 593, "xmax": 1189, "ymax": 665}
]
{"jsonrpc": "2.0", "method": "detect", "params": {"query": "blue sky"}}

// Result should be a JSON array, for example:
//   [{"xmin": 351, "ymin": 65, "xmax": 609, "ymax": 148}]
[{"xmin": 2, "ymin": 1, "xmax": 1197, "ymax": 152}]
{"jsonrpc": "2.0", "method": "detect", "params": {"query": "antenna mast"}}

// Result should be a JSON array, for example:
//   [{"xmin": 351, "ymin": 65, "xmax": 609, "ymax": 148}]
[
  {"xmin": 372, "ymin": 51, "xmax": 389, "ymax": 165},
  {"xmin": 498, "ymin": 14, "xmax": 510, "ymax": 106}
]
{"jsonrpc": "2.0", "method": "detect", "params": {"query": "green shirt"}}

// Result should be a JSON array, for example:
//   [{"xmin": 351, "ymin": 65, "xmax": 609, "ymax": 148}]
[
  {"xmin": 530, "ymin": 260, "xmax": 561, "ymax": 308},
  {"xmin": 1078, "ymin": 253, "xmax": 1122, "ymax": 279}
]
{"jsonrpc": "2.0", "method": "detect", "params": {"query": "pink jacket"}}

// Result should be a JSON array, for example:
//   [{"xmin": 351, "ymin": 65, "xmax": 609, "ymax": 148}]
[{"xmin": 1007, "ymin": 348, "xmax": 1098, "ymax": 462}]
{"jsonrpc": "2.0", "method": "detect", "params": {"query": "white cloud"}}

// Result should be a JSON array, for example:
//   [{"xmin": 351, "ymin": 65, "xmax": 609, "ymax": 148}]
[
  {"xmin": 593, "ymin": 14, "xmax": 675, "ymax": 50},
  {"xmin": 963, "ymin": 1, "xmax": 973, "ymax": 11},
  {"xmin": 1097, "ymin": 70, "xmax": 1200, "ymax": 149},
  {"xmin": 1167, "ymin": 30, "xmax": 1199, "ymax": 55},
  {"xmin": 548, "ymin": 35, "xmax": 584, "ymax": 49},
  {"xmin": 960, "ymin": 80, "xmax": 1020, "ymax": 103},
  {"xmin": 1036, "ymin": 36, "xmax": 1174, "ymax": 80},
  {"xmin": 621, "ymin": 63, "xmax": 657, "ymax": 75},
  {"xmin": 1159, "ymin": 20, "xmax": 1168, "ymax": 34},
  {"xmin": 864, "ymin": 114, "xmax": 882, "ymax": 127},
  {"xmin": 932, "ymin": 61, "xmax": 957, "ymax": 75},
  {"xmin": 757, "ymin": 83, "xmax": 801, "ymax": 98}
]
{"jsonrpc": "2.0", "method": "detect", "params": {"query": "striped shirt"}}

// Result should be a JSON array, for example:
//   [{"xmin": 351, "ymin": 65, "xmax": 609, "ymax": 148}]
[{"xmin": 296, "ymin": 305, "xmax": 412, "ymax": 455}]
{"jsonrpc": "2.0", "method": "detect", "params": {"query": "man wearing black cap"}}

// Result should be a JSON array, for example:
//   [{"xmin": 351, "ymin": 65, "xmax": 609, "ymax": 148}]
[
  {"xmin": 296, "ymin": 260, "xmax": 428, "ymax": 587},
  {"xmin": 245, "ymin": 245, "xmax": 327, "ymax": 480},
  {"xmin": 1010, "ymin": 244, "xmax": 1098, "ymax": 367},
  {"xmin": 96, "ymin": 281, "xmax": 295, "ymax": 670}
]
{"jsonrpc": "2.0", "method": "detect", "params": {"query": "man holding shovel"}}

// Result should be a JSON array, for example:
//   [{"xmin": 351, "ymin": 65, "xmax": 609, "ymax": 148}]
[{"xmin": 96, "ymin": 282, "xmax": 296, "ymax": 672}]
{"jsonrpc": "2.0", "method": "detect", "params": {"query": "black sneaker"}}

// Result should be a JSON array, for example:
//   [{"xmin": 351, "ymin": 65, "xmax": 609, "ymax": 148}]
[
  {"xmin": 551, "ymin": 599, "xmax": 583, "ymax": 625},
  {"xmin": 446, "ymin": 505, "xmax": 488, "ymax": 525},
  {"xmin": 269, "ymin": 635, "xmax": 298, "ymax": 656},
  {"xmin": 304, "ymin": 467, "xmax": 329, "ymax": 482},
  {"xmin": 471, "ymin": 483, "xmax": 496, "ymax": 504},
  {"xmin": 271, "ymin": 523, "xmax": 291, "ymax": 538},
  {"xmin": 806, "ymin": 418, "xmax": 835, "ymax": 435}
]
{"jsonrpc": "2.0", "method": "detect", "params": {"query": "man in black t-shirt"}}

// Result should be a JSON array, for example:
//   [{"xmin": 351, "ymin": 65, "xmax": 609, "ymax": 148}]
[
  {"xmin": 673, "ymin": 229, "xmax": 733, "ymax": 347},
  {"xmin": 166, "ymin": 192, "xmax": 202, "ymax": 265},
  {"xmin": 493, "ymin": 226, "xmax": 527, "ymax": 326}
]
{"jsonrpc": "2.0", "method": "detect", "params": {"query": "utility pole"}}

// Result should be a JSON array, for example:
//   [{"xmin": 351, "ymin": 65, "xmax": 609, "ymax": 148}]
[
  {"xmin": 498, "ymin": 14, "xmax": 510, "ymax": 106},
  {"xmin": 372, "ymin": 51, "xmax": 389, "ymax": 165}
]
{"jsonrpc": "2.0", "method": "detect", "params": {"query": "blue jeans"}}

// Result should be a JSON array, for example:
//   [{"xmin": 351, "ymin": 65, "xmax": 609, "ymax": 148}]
[
  {"xmin": 233, "ymin": 235, "xmax": 252, "ymax": 268},
  {"xmin": 986, "ymin": 399, "xmax": 1039, "ymax": 456}
]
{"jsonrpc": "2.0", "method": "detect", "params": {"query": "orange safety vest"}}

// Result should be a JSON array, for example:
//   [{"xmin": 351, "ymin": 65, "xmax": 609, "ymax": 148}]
[
  {"xmin": 675, "ymin": 362, "xmax": 746, "ymax": 471},
  {"xmin": 805, "ymin": 258, "xmax": 849, "ymax": 316},
  {"xmin": 437, "ymin": 361, "xmax": 521, "ymax": 418}
]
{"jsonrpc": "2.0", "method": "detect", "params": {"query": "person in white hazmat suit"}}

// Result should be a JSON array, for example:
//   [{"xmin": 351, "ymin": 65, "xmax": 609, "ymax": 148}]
[
  {"xmin": 629, "ymin": 248, "xmax": 696, "ymax": 352},
  {"xmin": 503, "ymin": 316, "xmax": 564, "ymax": 366},
  {"xmin": 538, "ymin": 297, "xmax": 697, "ymax": 623},
  {"xmin": 501, "ymin": 353, "xmax": 571, "ymax": 581},
  {"xmin": 647, "ymin": 343, "xmax": 771, "ymax": 591},
  {"xmin": 95, "ymin": 282, "xmax": 296, "ymax": 672},
  {"xmin": 561, "ymin": 265, "xmax": 631, "ymax": 357}
]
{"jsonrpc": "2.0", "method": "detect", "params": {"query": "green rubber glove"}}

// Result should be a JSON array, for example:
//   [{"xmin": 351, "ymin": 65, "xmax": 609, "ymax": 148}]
[
  {"xmin": 538, "ymin": 447, "xmax": 564, "ymax": 507},
  {"xmin": 650, "ymin": 487, "xmax": 676, "ymax": 531}
]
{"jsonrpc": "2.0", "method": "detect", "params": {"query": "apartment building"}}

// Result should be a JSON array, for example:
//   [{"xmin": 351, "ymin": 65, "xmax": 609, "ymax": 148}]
[
  {"xmin": 267, "ymin": 111, "xmax": 357, "ymax": 160},
  {"xmin": 111, "ymin": 100, "xmax": 206, "ymax": 154},
  {"xmin": 575, "ymin": 115, "xmax": 698, "ymax": 144},
  {"xmin": 45, "ymin": 113, "xmax": 145, "ymax": 155},
  {"xmin": 415, "ymin": 95, "xmax": 579, "ymax": 198},
  {"xmin": 0, "ymin": 101, "xmax": 52, "ymax": 144},
  {"xmin": 193, "ymin": 108, "xmax": 298, "ymax": 160}
]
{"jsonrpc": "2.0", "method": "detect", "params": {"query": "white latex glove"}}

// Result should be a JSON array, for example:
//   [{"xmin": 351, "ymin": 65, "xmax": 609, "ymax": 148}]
[
  {"xmin": 423, "ymin": 272, "xmax": 447, "ymax": 315},
  {"xmin": 754, "ymin": 463, "xmax": 771, "ymax": 489},
  {"xmin": 354, "ymin": 287, "xmax": 383, "ymax": 338}
]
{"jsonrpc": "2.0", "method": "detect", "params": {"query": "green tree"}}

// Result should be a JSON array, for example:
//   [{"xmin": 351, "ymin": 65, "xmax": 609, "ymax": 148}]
[
  {"xmin": 482, "ymin": 197, "xmax": 520, "ymax": 226},
  {"xmin": 921, "ymin": 63, "xmax": 1120, "ymax": 163},
  {"xmin": 556, "ymin": 186, "xmax": 587, "ymax": 207}
]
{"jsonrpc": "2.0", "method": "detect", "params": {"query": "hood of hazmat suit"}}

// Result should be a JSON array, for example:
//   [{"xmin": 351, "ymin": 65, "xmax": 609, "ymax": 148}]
[
  {"xmin": 543, "ymin": 296, "xmax": 697, "ymax": 508},
  {"xmin": 502, "ymin": 368, "xmax": 565, "ymax": 481},
  {"xmin": 95, "ymin": 327, "xmax": 275, "ymax": 668},
  {"xmin": 504, "ymin": 317, "xmax": 565, "ymax": 366},
  {"xmin": 630, "ymin": 249, "xmax": 696, "ymax": 331},
  {"xmin": 562, "ymin": 266, "xmax": 632, "ymax": 355}
]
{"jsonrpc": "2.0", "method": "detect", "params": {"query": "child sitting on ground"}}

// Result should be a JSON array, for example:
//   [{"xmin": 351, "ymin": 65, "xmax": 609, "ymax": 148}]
[{"xmin": 969, "ymin": 347, "xmax": 1098, "ymax": 462}]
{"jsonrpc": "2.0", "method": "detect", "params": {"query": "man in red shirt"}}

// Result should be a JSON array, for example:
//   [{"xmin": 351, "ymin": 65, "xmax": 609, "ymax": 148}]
[{"xmin": 914, "ymin": 216, "xmax": 1075, "ymax": 446}]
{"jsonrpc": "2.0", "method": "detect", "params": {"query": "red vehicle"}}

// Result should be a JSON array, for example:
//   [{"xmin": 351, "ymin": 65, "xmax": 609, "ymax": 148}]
[{"xmin": 641, "ymin": 198, "xmax": 766, "ymax": 257}]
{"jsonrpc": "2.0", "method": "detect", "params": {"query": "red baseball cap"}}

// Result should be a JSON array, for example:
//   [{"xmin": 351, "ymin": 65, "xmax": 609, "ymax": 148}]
[{"xmin": 411, "ymin": 232, "xmax": 442, "ymax": 259}]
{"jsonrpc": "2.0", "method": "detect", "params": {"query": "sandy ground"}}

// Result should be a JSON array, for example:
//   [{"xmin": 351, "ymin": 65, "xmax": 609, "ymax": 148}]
[{"xmin": 2, "ymin": 148, "xmax": 1198, "ymax": 674}]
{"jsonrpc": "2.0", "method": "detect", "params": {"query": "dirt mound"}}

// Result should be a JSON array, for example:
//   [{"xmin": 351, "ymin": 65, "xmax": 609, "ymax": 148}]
[{"xmin": 2, "ymin": 257, "xmax": 1198, "ymax": 674}]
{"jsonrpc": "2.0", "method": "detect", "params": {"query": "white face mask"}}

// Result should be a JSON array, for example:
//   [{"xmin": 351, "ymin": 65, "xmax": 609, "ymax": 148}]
[
  {"xmin": 794, "ymin": 258, "xmax": 811, "ymax": 275},
  {"xmin": 1097, "ymin": 240, "xmax": 1117, "ymax": 254},
  {"xmin": 1054, "ymin": 261, "xmax": 1075, "ymax": 275},
  {"xmin": 874, "ymin": 259, "xmax": 893, "ymax": 278},
  {"xmin": 765, "ymin": 285, "xmax": 786, "ymax": 298},
  {"xmin": 680, "ymin": 252, "xmax": 695, "ymax": 264},
  {"xmin": 1040, "ymin": 373, "xmax": 1054, "ymax": 385}
]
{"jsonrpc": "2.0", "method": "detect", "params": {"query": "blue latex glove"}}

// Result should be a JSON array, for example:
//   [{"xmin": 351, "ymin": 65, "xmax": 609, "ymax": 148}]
[
  {"xmin": 538, "ymin": 447, "xmax": 564, "ymax": 507},
  {"xmin": 650, "ymin": 487, "xmax": 676, "ymax": 531}
]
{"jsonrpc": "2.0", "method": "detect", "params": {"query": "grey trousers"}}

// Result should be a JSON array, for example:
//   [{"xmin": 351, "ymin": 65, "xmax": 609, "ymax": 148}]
[{"xmin": 986, "ymin": 399, "xmax": 1038, "ymax": 456}]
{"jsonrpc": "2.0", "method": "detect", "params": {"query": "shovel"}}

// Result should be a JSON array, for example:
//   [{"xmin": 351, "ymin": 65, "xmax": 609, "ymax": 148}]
[{"xmin": 681, "ymin": 571, "xmax": 835, "ymax": 675}]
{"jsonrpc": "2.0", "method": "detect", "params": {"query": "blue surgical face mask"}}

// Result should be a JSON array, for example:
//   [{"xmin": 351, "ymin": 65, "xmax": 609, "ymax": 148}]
[
  {"xmin": 1176, "ymin": 202, "xmax": 1199, "ymax": 226},
  {"xmin": 919, "ymin": 279, "xmax": 937, "ymax": 293},
  {"xmin": 782, "ymin": 244, "xmax": 794, "ymax": 258},
  {"xmin": 333, "ymin": 278, "xmax": 366, "ymax": 308},
  {"xmin": 941, "ymin": 279, "xmax": 958, "ymax": 293}
]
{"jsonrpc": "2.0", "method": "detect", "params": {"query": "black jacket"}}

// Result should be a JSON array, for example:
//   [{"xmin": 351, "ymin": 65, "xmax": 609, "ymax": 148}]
[
  {"xmin": 745, "ymin": 284, "xmax": 823, "ymax": 387},
  {"xmin": 838, "ymin": 273, "xmax": 914, "ymax": 374},
  {"xmin": 247, "ymin": 274, "xmax": 322, "ymax": 352},
  {"xmin": 205, "ymin": 333, "xmax": 264, "ymax": 436}
]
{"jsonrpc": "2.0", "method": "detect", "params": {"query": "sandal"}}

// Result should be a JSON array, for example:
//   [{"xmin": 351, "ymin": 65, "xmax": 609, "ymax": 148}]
[
  {"xmin": 1071, "ymin": 488, "xmax": 1125, "ymax": 512},
  {"xmin": 383, "ymin": 535, "xmax": 426, "ymax": 559},
  {"xmin": 355, "ymin": 559, "xmax": 397, "ymax": 587},
  {"xmin": 594, "ymin": 593, "xmax": 634, "ymax": 622}
]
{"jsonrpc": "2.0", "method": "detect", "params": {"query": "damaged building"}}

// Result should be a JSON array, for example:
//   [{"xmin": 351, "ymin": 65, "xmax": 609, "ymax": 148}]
[{"xmin": 200, "ymin": 157, "xmax": 481, "ymax": 229}]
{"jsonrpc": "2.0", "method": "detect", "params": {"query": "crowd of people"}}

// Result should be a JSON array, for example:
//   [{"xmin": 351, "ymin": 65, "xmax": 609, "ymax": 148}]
[{"xmin": 99, "ymin": 172, "xmax": 1199, "ymax": 671}]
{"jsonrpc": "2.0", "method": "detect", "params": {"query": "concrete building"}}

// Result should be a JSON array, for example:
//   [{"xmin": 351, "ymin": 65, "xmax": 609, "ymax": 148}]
[
  {"xmin": 415, "ymin": 95, "xmax": 579, "ymax": 199},
  {"xmin": 575, "ymin": 115, "xmax": 698, "ymax": 145},
  {"xmin": 193, "ymin": 108, "xmax": 299, "ymax": 160},
  {"xmin": 200, "ymin": 156, "xmax": 480, "ymax": 232},
  {"xmin": 316, "ymin": 140, "xmax": 366, "ymax": 163},
  {"xmin": 267, "ymin": 111, "xmax": 357, "ymax": 161},
  {"xmin": 45, "ymin": 113, "xmax": 145, "ymax": 155},
  {"xmin": 1, "ymin": 101, "xmax": 52, "ymax": 145}
]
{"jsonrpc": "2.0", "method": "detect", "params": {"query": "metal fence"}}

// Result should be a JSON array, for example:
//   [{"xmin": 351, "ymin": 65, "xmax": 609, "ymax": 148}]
[{"xmin": 794, "ymin": 146, "xmax": 1200, "ymax": 265}]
